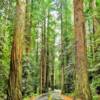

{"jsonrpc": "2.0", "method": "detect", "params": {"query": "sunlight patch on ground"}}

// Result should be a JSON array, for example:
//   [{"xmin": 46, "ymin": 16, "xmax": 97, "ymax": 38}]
[
  {"xmin": 30, "ymin": 96, "xmax": 35, "ymax": 100},
  {"xmin": 61, "ymin": 95, "xmax": 73, "ymax": 100}
]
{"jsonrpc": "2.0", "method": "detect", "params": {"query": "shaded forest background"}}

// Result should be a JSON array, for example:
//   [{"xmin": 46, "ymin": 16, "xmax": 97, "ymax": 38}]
[{"xmin": 0, "ymin": 0, "xmax": 100, "ymax": 100}]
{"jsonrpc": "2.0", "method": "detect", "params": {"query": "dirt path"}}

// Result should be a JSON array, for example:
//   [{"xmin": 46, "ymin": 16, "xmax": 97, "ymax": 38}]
[
  {"xmin": 30, "ymin": 95, "xmax": 74, "ymax": 100},
  {"xmin": 62, "ymin": 95, "xmax": 73, "ymax": 100}
]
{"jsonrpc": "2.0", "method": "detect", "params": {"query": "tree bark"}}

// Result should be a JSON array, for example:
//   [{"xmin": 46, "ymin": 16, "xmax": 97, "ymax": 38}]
[
  {"xmin": 40, "ymin": 18, "xmax": 47, "ymax": 93},
  {"xmin": 45, "ymin": 11, "xmax": 50, "ymax": 91},
  {"xmin": 25, "ymin": 0, "xmax": 32, "ymax": 54},
  {"xmin": 60, "ymin": 2, "xmax": 65, "ymax": 93},
  {"xmin": 90, "ymin": 0, "xmax": 97, "ymax": 33},
  {"xmin": 7, "ymin": 0, "xmax": 26, "ymax": 100},
  {"xmin": 51, "ymin": 43, "xmax": 55, "ymax": 90},
  {"xmin": 73, "ymin": 0, "xmax": 92, "ymax": 100}
]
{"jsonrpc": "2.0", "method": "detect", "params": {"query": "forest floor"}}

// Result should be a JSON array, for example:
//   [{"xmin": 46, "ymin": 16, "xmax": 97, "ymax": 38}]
[
  {"xmin": 29, "ymin": 95, "xmax": 100, "ymax": 100},
  {"xmin": 62, "ymin": 95, "xmax": 73, "ymax": 100},
  {"xmin": 30, "ymin": 95, "xmax": 74, "ymax": 100}
]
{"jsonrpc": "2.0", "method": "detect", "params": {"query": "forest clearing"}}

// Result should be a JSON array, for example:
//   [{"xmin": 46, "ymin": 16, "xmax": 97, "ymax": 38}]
[{"xmin": 0, "ymin": 0, "xmax": 100, "ymax": 100}]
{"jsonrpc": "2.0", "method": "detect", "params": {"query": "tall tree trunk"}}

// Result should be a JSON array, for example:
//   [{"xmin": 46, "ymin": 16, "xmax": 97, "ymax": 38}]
[
  {"xmin": 7, "ymin": 0, "xmax": 26, "ymax": 100},
  {"xmin": 61, "ymin": 2, "xmax": 65, "ymax": 93},
  {"xmin": 51, "ymin": 43, "xmax": 55, "ymax": 90},
  {"xmin": 89, "ymin": 0, "xmax": 96, "ymax": 66},
  {"xmin": 25, "ymin": 0, "xmax": 31, "ymax": 54},
  {"xmin": 40, "ymin": 18, "xmax": 47, "ymax": 93},
  {"xmin": 90, "ymin": 0, "xmax": 97, "ymax": 33},
  {"xmin": 45, "ymin": 11, "xmax": 50, "ymax": 91},
  {"xmin": 73, "ymin": 0, "xmax": 92, "ymax": 100}
]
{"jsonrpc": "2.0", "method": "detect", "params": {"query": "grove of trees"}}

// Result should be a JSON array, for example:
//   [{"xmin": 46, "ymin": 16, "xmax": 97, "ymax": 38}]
[{"xmin": 0, "ymin": 0, "xmax": 100, "ymax": 100}]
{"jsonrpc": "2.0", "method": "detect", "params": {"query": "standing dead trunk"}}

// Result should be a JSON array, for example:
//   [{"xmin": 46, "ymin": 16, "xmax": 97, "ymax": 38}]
[
  {"xmin": 7, "ymin": 0, "xmax": 26, "ymax": 100},
  {"xmin": 73, "ymin": 0, "xmax": 92, "ymax": 100}
]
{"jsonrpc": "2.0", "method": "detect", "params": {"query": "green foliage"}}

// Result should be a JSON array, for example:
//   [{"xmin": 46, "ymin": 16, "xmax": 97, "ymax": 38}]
[
  {"xmin": 0, "ymin": 0, "xmax": 100, "ymax": 99},
  {"xmin": 0, "ymin": 1, "xmax": 14, "ymax": 99},
  {"xmin": 84, "ymin": 0, "xmax": 100, "ymax": 97},
  {"xmin": 93, "ymin": 95, "xmax": 99, "ymax": 100}
]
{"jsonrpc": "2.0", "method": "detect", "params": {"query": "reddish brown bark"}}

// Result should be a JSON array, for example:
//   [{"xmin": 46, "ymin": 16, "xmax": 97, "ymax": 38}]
[
  {"xmin": 40, "ymin": 19, "xmax": 47, "ymax": 93},
  {"xmin": 7, "ymin": 0, "xmax": 26, "ymax": 100},
  {"xmin": 73, "ymin": 0, "xmax": 92, "ymax": 100}
]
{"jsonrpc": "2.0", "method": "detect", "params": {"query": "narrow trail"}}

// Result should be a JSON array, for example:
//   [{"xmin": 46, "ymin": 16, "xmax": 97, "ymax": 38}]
[
  {"xmin": 30, "ymin": 90, "xmax": 75, "ymax": 100},
  {"xmin": 30, "ymin": 95, "xmax": 74, "ymax": 100}
]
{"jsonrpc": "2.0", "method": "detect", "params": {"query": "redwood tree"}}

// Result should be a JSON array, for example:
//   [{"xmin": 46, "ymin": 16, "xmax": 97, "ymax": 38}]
[
  {"xmin": 40, "ymin": 18, "xmax": 47, "ymax": 93},
  {"xmin": 61, "ymin": 3, "xmax": 65, "ymax": 93},
  {"xmin": 73, "ymin": 0, "xmax": 92, "ymax": 100},
  {"xmin": 7, "ymin": 0, "xmax": 26, "ymax": 100}
]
